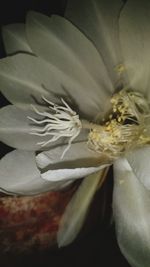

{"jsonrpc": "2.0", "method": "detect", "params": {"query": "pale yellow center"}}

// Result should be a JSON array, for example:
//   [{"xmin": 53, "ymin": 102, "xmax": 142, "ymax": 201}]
[
  {"xmin": 87, "ymin": 89, "xmax": 150, "ymax": 159},
  {"xmin": 29, "ymin": 89, "xmax": 150, "ymax": 159}
]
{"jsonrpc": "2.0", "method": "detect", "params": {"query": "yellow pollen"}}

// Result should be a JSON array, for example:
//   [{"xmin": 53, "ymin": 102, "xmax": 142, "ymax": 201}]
[
  {"xmin": 115, "ymin": 64, "xmax": 126, "ymax": 75},
  {"xmin": 87, "ymin": 89, "xmax": 150, "ymax": 159}
]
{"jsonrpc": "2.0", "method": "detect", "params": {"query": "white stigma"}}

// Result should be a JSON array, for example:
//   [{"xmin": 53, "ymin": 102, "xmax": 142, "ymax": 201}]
[
  {"xmin": 28, "ymin": 89, "xmax": 150, "ymax": 160},
  {"xmin": 28, "ymin": 97, "xmax": 82, "ymax": 158}
]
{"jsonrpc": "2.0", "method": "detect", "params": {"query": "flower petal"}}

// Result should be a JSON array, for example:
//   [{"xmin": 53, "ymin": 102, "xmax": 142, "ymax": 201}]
[
  {"xmin": 26, "ymin": 12, "xmax": 114, "ymax": 116},
  {"xmin": 2, "ymin": 23, "xmax": 32, "ymax": 55},
  {"xmin": 119, "ymin": 0, "xmax": 150, "ymax": 96},
  {"xmin": 0, "ymin": 150, "xmax": 71, "ymax": 195},
  {"xmin": 57, "ymin": 168, "xmax": 108, "ymax": 247},
  {"xmin": 0, "ymin": 54, "xmax": 60, "ymax": 109},
  {"xmin": 0, "ymin": 105, "xmax": 67, "ymax": 151},
  {"xmin": 36, "ymin": 141, "xmax": 106, "ymax": 169},
  {"xmin": 113, "ymin": 157, "xmax": 150, "ymax": 267},
  {"xmin": 65, "ymin": 0, "xmax": 124, "ymax": 85},
  {"xmin": 0, "ymin": 52, "xmax": 109, "ymax": 119},
  {"xmin": 125, "ymin": 146, "xmax": 150, "ymax": 190},
  {"xmin": 41, "ymin": 164, "xmax": 109, "ymax": 182}
]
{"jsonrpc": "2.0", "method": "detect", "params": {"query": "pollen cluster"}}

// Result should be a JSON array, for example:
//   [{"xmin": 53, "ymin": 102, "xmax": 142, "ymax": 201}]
[
  {"xmin": 29, "ymin": 89, "xmax": 150, "ymax": 160},
  {"xmin": 88, "ymin": 89, "xmax": 150, "ymax": 159}
]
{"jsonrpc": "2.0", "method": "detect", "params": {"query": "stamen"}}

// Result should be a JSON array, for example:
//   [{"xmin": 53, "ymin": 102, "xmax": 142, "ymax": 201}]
[
  {"xmin": 87, "ymin": 89, "xmax": 150, "ymax": 159},
  {"xmin": 28, "ymin": 89, "xmax": 150, "ymax": 160},
  {"xmin": 28, "ymin": 97, "xmax": 82, "ymax": 158}
]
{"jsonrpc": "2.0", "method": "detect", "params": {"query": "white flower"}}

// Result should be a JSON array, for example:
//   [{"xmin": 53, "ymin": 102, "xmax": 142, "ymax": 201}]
[{"xmin": 0, "ymin": 0, "xmax": 150, "ymax": 266}]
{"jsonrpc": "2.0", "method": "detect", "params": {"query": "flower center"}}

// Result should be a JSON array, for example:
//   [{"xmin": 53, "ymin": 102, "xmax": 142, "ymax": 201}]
[
  {"xmin": 87, "ymin": 89, "xmax": 150, "ymax": 159},
  {"xmin": 28, "ymin": 89, "xmax": 150, "ymax": 159}
]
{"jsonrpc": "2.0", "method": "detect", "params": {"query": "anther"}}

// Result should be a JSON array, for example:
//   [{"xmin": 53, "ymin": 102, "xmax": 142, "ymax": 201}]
[{"xmin": 88, "ymin": 89, "xmax": 150, "ymax": 159}]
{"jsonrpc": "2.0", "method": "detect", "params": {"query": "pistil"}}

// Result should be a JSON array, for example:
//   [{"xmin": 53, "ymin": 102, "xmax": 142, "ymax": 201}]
[
  {"xmin": 28, "ymin": 89, "xmax": 150, "ymax": 159},
  {"xmin": 28, "ymin": 97, "xmax": 82, "ymax": 158}
]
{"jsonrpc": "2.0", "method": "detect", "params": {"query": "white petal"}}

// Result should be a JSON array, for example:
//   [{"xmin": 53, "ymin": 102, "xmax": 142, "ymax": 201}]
[
  {"xmin": 26, "ymin": 12, "xmax": 113, "ymax": 116},
  {"xmin": 125, "ymin": 146, "xmax": 150, "ymax": 190},
  {"xmin": 119, "ymin": 0, "xmax": 150, "ymax": 96},
  {"xmin": 0, "ymin": 105, "xmax": 66, "ymax": 151},
  {"xmin": 0, "ymin": 150, "xmax": 71, "ymax": 195},
  {"xmin": 36, "ymin": 141, "xmax": 103, "ymax": 169},
  {"xmin": 113, "ymin": 157, "xmax": 150, "ymax": 267},
  {"xmin": 41, "ymin": 164, "xmax": 109, "ymax": 182},
  {"xmin": 0, "ymin": 54, "xmax": 60, "ymax": 109},
  {"xmin": 65, "ymin": 0, "xmax": 124, "ymax": 85},
  {"xmin": 57, "ymin": 168, "xmax": 108, "ymax": 247},
  {"xmin": 2, "ymin": 23, "xmax": 32, "ymax": 55},
  {"xmin": 0, "ymin": 52, "xmax": 109, "ymax": 120}
]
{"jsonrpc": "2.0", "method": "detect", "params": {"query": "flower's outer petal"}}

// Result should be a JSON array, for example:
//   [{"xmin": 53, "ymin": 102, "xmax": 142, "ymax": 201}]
[
  {"xmin": 0, "ymin": 53, "xmax": 108, "ymax": 119},
  {"xmin": 36, "ymin": 142, "xmax": 107, "ymax": 169},
  {"xmin": 2, "ymin": 23, "xmax": 32, "ymax": 55},
  {"xmin": 125, "ymin": 146, "xmax": 150, "ymax": 190},
  {"xmin": 41, "ymin": 163, "xmax": 109, "ymax": 182},
  {"xmin": 119, "ymin": 0, "xmax": 150, "ymax": 96},
  {"xmin": 65, "ymin": 0, "xmax": 124, "ymax": 85},
  {"xmin": 0, "ymin": 150, "xmax": 72, "ymax": 195},
  {"xmin": 26, "ymin": 12, "xmax": 114, "ymax": 116},
  {"xmin": 57, "ymin": 167, "xmax": 108, "ymax": 247},
  {"xmin": 113, "ymin": 157, "xmax": 150, "ymax": 267},
  {"xmin": 0, "ymin": 105, "xmax": 68, "ymax": 151},
  {"xmin": 0, "ymin": 54, "xmax": 60, "ymax": 110}
]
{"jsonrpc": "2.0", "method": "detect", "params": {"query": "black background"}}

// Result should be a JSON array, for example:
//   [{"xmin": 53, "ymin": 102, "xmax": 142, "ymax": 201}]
[{"xmin": 0, "ymin": 1, "xmax": 130, "ymax": 266}]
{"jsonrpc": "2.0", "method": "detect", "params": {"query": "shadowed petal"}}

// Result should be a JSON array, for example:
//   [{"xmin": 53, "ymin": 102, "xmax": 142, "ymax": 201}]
[
  {"xmin": 41, "ymin": 163, "xmax": 109, "ymax": 182},
  {"xmin": 65, "ymin": 0, "xmax": 124, "ymax": 85},
  {"xmin": 57, "ymin": 168, "xmax": 108, "ymax": 247},
  {"xmin": 0, "ymin": 52, "xmax": 110, "ymax": 119},
  {"xmin": 36, "ymin": 141, "xmax": 107, "ymax": 169},
  {"xmin": 26, "ymin": 12, "xmax": 113, "ymax": 116},
  {"xmin": 126, "ymin": 146, "xmax": 150, "ymax": 190},
  {"xmin": 119, "ymin": 0, "xmax": 150, "ymax": 97},
  {"xmin": 113, "ymin": 157, "xmax": 150, "ymax": 267},
  {"xmin": 0, "ymin": 150, "xmax": 72, "ymax": 195},
  {"xmin": 2, "ymin": 23, "xmax": 32, "ymax": 55},
  {"xmin": 0, "ymin": 54, "xmax": 61, "ymax": 110}
]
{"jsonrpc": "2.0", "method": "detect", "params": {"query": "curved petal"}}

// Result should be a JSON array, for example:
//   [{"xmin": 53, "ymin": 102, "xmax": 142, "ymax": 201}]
[
  {"xmin": 0, "ymin": 53, "xmax": 110, "ymax": 119},
  {"xmin": 0, "ymin": 105, "xmax": 69, "ymax": 151},
  {"xmin": 26, "ymin": 12, "xmax": 114, "ymax": 116},
  {"xmin": 119, "ymin": 0, "xmax": 150, "ymax": 97},
  {"xmin": 57, "ymin": 168, "xmax": 108, "ymax": 247},
  {"xmin": 0, "ymin": 54, "xmax": 60, "ymax": 109},
  {"xmin": 36, "ymin": 141, "xmax": 107, "ymax": 169},
  {"xmin": 113, "ymin": 157, "xmax": 150, "ymax": 267},
  {"xmin": 41, "ymin": 163, "xmax": 109, "ymax": 182},
  {"xmin": 0, "ymin": 150, "xmax": 72, "ymax": 195},
  {"xmin": 125, "ymin": 146, "xmax": 150, "ymax": 190},
  {"xmin": 65, "ymin": 0, "xmax": 124, "ymax": 85},
  {"xmin": 2, "ymin": 23, "xmax": 32, "ymax": 55}
]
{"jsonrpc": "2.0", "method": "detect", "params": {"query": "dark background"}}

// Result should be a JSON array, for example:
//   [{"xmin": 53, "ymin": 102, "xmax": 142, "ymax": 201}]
[{"xmin": 0, "ymin": 1, "xmax": 130, "ymax": 266}]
